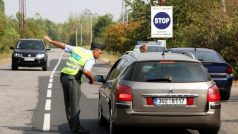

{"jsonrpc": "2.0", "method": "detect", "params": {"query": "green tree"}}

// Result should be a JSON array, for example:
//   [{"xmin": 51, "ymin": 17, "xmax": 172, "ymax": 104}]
[
  {"xmin": 25, "ymin": 13, "xmax": 47, "ymax": 38},
  {"xmin": 93, "ymin": 14, "xmax": 113, "ymax": 42},
  {"xmin": 102, "ymin": 22, "xmax": 140, "ymax": 53},
  {"xmin": 0, "ymin": 0, "xmax": 4, "ymax": 13},
  {"xmin": 62, "ymin": 11, "xmax": 92, "ymax": 46},
  {"xmin": 0, "ymin": 16, "xmax": 20, "ymax": 53}
]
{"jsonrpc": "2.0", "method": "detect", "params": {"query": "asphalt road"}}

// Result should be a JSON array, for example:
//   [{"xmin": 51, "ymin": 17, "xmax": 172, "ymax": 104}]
[{"xmin": 0, "ymin": 48, "xmax": 237, "ymax": 134}]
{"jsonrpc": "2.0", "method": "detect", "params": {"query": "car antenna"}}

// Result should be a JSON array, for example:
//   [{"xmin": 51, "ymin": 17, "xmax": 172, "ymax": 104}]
[
  {"xmin": 161, "ymin": 47, "xmax": 165, "ymax": 56},
  {"xmin": 194, "ymin": 47, "xmax": 197, "ymax": 58}
]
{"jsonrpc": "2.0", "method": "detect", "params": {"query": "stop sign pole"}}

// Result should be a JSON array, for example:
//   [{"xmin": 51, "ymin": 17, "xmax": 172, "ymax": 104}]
[
  {"xmin": 160, "ymin": 0, "xmax": 164, "ymax": 6},
  {"xmin": 159, "ymin": 0, "xmax": 165, "ymax": 49}
]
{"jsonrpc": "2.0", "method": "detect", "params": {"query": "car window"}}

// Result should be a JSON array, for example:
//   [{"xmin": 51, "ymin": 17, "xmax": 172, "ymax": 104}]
[
  {"xmin": 17, "ymin": 40, "xmax": 45, "ymax": 50},
  {"xmin": 107, "ymin": 59, "xmax": 127, "ymax": 80},
  {"xmin": 133, "ymin": 61, "xmax": 208, "ymax": 83},
  {"xmin": 110, "ymin": 59, "xmax": 126, "ymax": 79},
  {"xmin": 147, "ymin": 46, "xmax": 164, "ymax": 52},
  {"xmin": 121, "ymin": 63, "xmax": 135, "ymax": 81},
  {"xmin": 133, "ymin": 45, "xmax": 164, "ymax": 52},
  {"xmin": 106, "ymin": 60, "xmax": 120, "ymax": 81},
  {"xmin": 194, "ymin": 51, "xmax": 224, "ymax": 63},
  {"xmin": 173, "ymin": 49, "xmax": 224, "ymax": 63}
]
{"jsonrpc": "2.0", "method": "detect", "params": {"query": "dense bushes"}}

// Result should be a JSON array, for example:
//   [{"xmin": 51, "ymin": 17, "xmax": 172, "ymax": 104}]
[{"xmin": 101, "ymin": 0, "xmax": 238, "ymax": 79}]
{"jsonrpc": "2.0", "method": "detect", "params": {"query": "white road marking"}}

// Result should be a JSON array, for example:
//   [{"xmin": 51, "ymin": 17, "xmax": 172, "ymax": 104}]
[
  {"xmin": 43, "ymin": 114, "xmax": 51, "ymax": 131},
  {"xmin": 47, "ymin": 90, "xmax": 52, "ymax": 98},
  {"xmin": 42, "ymin": 50, "xmax": 64, "ymax": 131},
  {"xmin": 45, "ymin": 99, "xmax": 51, "ymax": 111},
  {"xmin": 49, "ymin": 78, "xmax": 53, "ymax": 83},
  {"xmin": 51, "ymin": 72, "xmax": 55, "ymax": 75},
  {"xmin": 48, "ymin": 83, "xmax": 52, "ymax": 89}
]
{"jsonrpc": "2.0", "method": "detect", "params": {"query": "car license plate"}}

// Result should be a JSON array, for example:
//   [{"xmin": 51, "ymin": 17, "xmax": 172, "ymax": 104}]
[
  {"xmin": 24, "ymin": 57, "xmax": 35, "ymax": 61},
  {"xmin": 154, "ymin": 98, "xmax": 187, "ymax": 106}
]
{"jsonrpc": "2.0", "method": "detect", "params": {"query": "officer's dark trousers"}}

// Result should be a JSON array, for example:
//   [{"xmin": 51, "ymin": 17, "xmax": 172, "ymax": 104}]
[{"xmin": 60, "ymin": 73, "xmax": 81, "ymax": 131}]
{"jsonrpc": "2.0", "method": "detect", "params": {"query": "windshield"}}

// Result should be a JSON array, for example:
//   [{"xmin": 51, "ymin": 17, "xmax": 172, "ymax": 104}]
[
  {"xmin": 147, "ymin": 46, "xmax": 164, "ymax": 52},
  {"xmin": 16, "ymin": 40, "xmax": 45, "ymax": 50},
  {"xmin": 192, "ymin": 51, "xmax": 224, "ymax": 63},
  {"xmin": 134, "ymin": 45, "xmax": 164, "ymax": 52}
]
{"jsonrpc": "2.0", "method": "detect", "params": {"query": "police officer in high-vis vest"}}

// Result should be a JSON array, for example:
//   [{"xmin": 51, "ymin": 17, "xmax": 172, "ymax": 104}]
[{"xmin": 43, "ymin": 35, "xmax": 104, "ymax": 134}]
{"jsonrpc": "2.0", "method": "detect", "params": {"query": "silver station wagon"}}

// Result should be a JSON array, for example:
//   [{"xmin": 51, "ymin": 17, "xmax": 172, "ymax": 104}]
[{"xmin": 96, "ymin": 51, "xmax": 221, "ymax": 134}]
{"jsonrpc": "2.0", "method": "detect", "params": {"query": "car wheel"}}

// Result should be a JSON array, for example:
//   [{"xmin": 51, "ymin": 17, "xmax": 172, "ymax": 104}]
[
  {"xmin": 42, "ymin": 63, "xmax": 47, "ymax": 71},
  {"xmin": 222, "ymin": 92, "xmax": 230, "ymax": 100},
  {"xmin": 198, "ymin": 127, "xmax": 220, "ymax": 134},
  {"xmin": 109, "ymin": 108, "xmax": 119, "ymax": 134},
  {"xmin": 98, "ymin": 96, "xmax": 107, "ymax": 126},
  {"xmin": 11, "ymin": 64, "xmax": 18, "ymax": 70},
  {"xmin": 222, "ymin": 83, "xmax": 232, "ymax": 100}
]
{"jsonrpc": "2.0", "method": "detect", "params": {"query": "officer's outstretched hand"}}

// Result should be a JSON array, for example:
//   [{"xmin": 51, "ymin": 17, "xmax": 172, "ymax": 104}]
[
  {"xmin": 89, "ymin": 80, "xmax": 94, "ymax": 84},
  {"xmin": 43, "ymin": 35, "xmax": 52, "ymax": 43}
]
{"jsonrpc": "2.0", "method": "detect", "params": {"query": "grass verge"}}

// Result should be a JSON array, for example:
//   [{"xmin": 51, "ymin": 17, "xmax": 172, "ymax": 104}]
[
  {"xmin": 100, "ymin": 51, "xmax": 121, "ymax": 65},
  {"xmin": 81, "ymin": 45, "xmax": 121, "ymax": 65},
  {"xmin": 0, "ymin": 53, "xmax": 11, "ymax": 64}
]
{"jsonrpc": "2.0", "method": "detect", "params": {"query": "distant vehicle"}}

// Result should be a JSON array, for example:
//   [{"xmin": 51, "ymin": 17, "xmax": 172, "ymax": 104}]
[
  {"xmin": 96, "ymin": 51, "xmax": 221, "ymax": 134},
  {"xmin": 133, "ymin": 40, "xmax": 166, "ymax": 52},
  {"xmin": 10, "ymin": 39, "xmax": 50, "ymax": 71},
  {"xmin": 168, "ymin": 48, "xmax": 233, "ymax": 100}
]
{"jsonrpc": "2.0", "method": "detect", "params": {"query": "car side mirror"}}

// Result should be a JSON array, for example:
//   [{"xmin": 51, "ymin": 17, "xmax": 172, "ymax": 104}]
[
  {"xmin": 10, "ymin": 46, "xmax": 14, "ymax": 50},
  {"xmin": 95, "ymin": 75, "xmax": 105, "ymax": 83}
]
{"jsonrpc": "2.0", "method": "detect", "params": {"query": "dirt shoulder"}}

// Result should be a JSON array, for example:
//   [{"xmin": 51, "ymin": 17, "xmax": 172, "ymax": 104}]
[
  {"xmin": 233, "ymin": 80, "xmax": 238, "ymax": 85},
  {"xmin": 0, "ymin": 53, "xmax": 11, "ymax": 65}
]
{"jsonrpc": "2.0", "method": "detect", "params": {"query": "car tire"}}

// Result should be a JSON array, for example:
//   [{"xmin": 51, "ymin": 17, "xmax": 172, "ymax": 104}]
[
  {"xmin": 199, "ymin": 127, "xmax": 220, "ymax": 134},
  {"xmin": 98, "ymin": 96, "xmax": 107, "ymax": 126},
  {"xmin": 11, "ymin": 64, "xmax": 18, "ymax": 70},
  {"xmin": 42, "ymin": 63, "xmax": 47, "ymax": 71},
  {"xmin": 222, "ymin": 92, "xmax": 230, "ymax": 100},
  {"xmin": 109, "ymin": 108, "xmax": 119, "ymax": 134}
]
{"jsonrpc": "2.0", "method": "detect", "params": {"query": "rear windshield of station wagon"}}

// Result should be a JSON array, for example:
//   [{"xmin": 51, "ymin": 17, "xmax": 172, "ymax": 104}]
[{"xmin": 129, "ymin": 61, "xmax": 209, "ymax": 83}]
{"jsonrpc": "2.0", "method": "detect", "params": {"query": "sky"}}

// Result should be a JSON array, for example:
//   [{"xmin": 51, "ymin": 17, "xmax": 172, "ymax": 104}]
[{"xmin": 4, "ymin": 0, "xmax": 123, "ymax": 23}]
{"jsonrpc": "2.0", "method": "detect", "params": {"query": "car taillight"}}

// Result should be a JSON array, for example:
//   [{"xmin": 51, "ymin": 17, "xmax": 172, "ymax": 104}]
[
  {"xmin": 116, "ymin": 84, "xmax": 132, "ymax": 102},
  {"xmin": 187, "ymin": 97, "xmax": 194, "ymax": 105},
  {"xmin": 207, "ymin": 85, "xmax": 220, "ymax": 102},
  {"xmin": 227, "ymin": 66, "xmax": 233, "ymax": 74},
  {"xmin": 146, "ymin": 97, "xmax": 154, "ymax": 105}
]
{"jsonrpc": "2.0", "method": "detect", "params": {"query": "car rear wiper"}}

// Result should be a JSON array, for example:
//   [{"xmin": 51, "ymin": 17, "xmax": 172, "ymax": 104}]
[
  {"xmin": 146, "ymin": 77, "xmax": 172, "ymax": 82},
  {"xmin": 198, "ymin": 59, "xmax": 204, "ymax": 61}
]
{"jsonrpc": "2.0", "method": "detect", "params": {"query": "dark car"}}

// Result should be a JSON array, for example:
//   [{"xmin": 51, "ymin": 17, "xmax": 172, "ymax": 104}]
[
  {"xmin": 168, "ymin": 48, "xmax": 233, "ymax": 100},
  {"xmin": 10, "ymin": 39, "xmax": 49, "ymax": 71},
  {"xmin": 96, "ymin": 51, "xmax": 221, "ymax": 134}
]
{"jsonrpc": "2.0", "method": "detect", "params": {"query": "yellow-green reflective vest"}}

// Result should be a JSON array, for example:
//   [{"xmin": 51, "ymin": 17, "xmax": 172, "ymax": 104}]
[{"xmin": 61, "ymin": 48, "xmax": 94, "ymax": 75}]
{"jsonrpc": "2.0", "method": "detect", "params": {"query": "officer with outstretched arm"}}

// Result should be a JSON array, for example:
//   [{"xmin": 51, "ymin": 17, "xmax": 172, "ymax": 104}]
[{"xmin": 43, "ymin": 35, "xmax": 104, "ymax": 134}]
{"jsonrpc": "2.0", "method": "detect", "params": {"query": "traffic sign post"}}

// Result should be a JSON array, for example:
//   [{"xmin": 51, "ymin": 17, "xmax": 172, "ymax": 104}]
[{"xmin": 151, "ymin": 6, "xmax": 173, "ymax": 38}]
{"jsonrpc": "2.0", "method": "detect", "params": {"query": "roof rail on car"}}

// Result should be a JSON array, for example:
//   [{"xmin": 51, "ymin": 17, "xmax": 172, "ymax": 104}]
[
  {"xmin": 124, "ymin": 51, "xmax": 135, "ymax": 54},
  {"xmin": 124, "ymin": 51, "xmax": 138, "ymax": 58},
  {"xmin": 181, "ymin": 51, "xmax": 196, "ymax": 59}
]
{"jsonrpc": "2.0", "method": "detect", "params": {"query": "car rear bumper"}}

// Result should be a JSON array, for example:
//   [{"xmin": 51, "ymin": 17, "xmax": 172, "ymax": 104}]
[
  {"xmin": 113, "ymin": 103, "xmax": 220, "ymax": 128},
  {"xmin": 214, "ymin": 77, "xmax": 233, "ymax": 91}
]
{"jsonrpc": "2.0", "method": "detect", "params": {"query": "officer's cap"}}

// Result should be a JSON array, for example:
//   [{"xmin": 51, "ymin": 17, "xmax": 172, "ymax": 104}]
[{"xmin": 90, "ymin": 42, "xmax": 105, "ymax": 50}]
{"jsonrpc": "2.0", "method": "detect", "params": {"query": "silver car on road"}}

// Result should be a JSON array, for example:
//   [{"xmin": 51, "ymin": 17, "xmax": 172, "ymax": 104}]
[{"xmin": 96, "ymin": 52, "xmax": 221, "ymax": 134}]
